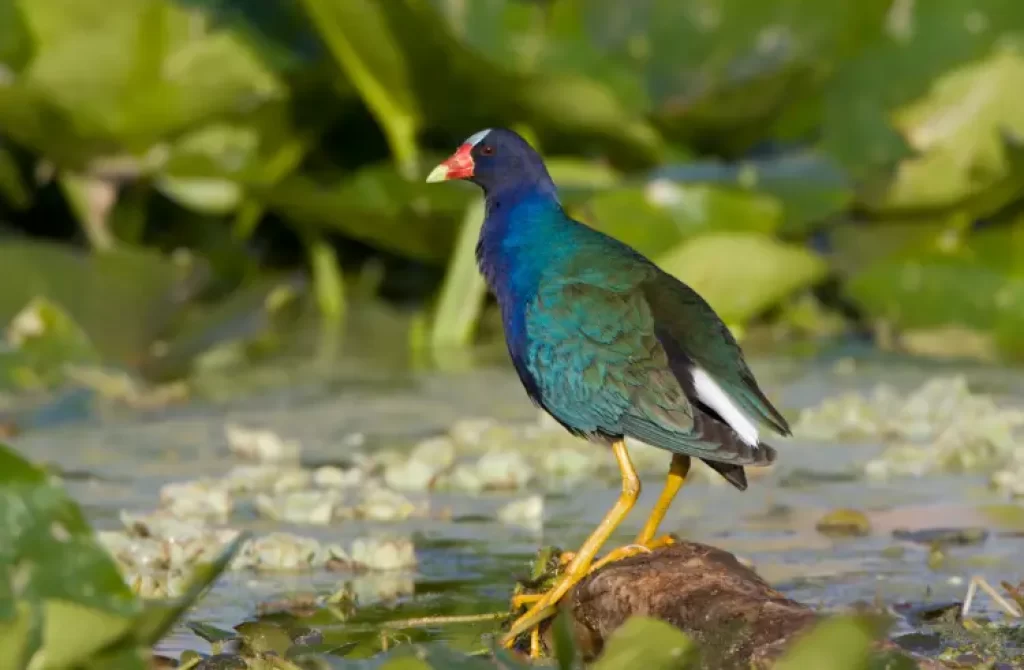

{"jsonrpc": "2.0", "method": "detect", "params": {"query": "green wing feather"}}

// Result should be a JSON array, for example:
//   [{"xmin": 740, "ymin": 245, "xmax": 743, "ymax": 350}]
[
  {"xmin": 524, "ymin": 257, "xmax": 773, "ymax": 465},
  {"xmin": 642, "ymin": 271, "xmax": 792, "ymax": 437}
]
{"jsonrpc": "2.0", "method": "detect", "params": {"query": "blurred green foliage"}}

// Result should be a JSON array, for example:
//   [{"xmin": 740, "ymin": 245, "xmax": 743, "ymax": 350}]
[{"xmin": 2, "ymin": 0, "xmax": 1024, "ymax": 387}]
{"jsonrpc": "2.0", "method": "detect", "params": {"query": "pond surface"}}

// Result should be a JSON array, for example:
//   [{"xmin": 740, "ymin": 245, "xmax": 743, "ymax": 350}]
[{"xmin": 13, "ymin": 350, "xmax": 1024, "ymax": 659}]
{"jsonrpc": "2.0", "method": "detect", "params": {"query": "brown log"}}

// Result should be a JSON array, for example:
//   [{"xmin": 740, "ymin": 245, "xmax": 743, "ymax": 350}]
[{"xmin": 561, "ymin": 541, "xmax": 949, "ymax": 669}]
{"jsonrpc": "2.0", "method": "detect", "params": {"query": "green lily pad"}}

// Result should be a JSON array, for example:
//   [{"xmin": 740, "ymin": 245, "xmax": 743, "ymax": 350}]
[
  {"xmin": 658, "ymin": 233, "xmax": 828, "ymax": 325},
  {"xmin": 234, "ymin": 620, "xmax": 295, "ymax": 656}
]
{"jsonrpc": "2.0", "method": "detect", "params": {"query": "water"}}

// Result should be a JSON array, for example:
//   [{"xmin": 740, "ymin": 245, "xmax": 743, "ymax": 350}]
[{"xmin": 13, "ymin": 352, "xmax": 1024, "ymax": 658}]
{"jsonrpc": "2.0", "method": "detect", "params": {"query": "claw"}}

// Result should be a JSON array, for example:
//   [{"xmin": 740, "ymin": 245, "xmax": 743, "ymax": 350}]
[
  {"xmin": 503, "ymin": 602, "xmax": 559, "ymax": 648},
  {"xmin": 529, "ymin": 627, "xmax": 542, "ymax": 658},
  {"xmin": 587, "ymin": 543, "xmax": 651, "ymax": 575},
  {"xmin": 510, "ymin": 593, "xmax": 544, "ymax": 610}
]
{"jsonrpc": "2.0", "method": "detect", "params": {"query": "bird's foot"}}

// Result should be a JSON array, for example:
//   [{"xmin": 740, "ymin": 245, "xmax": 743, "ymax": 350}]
[
  {"xmin": 587, "ymin": 543, "xmax": 651, "ymax": 574},
  {"xmin": 501, "ymin": 562, "xmax": 593, "ymax": 654},
  {"xmin": 586, "ymin": 534, "xmax": 677, "ymax": 575},
  {"xmin": 638, "ymin": 533, "xmax": 677, "ymax": 551},
  {"xmin": 509, "ymin": 592, "xmax": 544, "ymax": 609}
]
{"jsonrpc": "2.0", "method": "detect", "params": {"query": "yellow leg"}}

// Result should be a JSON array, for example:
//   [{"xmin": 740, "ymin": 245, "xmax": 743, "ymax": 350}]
[
  {"xmin": 635, "ymin": 454, "xmax": 690, "ymax": 546},
  {"xmin": 501, "ymin": 439, "xmax": 640, "ymax": 651}
]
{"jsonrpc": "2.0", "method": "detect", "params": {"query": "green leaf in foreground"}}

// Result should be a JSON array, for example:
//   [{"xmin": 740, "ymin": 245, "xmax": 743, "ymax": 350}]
[
  {"xmin": 552, "ymin": 611, "xmax": 578, "ymax": 670},
  {"xmin": 774, "ymin": 615, "xmax": 881, "ymax": 670},
  {"xmin": 0, "ymin": 442, "xmax": 242, "ymax": 667},
  {"xmin": 658, "ymin": 233, "xmax": 828, "ymax": 326},
  {"xmin": 591, "ymin": 616, "xmax": 698, "ymax": 670},
  {"xmin": 0, "ymin": 441, "xmax": 139, "ymax": 667}
]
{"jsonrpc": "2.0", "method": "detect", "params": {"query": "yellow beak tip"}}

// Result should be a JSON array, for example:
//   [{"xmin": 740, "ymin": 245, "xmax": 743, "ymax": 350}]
[{"xmin": 425, "ymin": 165, "xmax": 449, "ymax": 183}]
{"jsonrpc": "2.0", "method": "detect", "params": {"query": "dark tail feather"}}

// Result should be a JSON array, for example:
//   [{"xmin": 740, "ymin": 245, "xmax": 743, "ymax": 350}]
[
  {"xmin": 702, "ymin": 441, "xmax": 777, "ymax": 491},
  {"xmin": 704, "ymin": 461, "xmax": 747, "ymax": 490}
]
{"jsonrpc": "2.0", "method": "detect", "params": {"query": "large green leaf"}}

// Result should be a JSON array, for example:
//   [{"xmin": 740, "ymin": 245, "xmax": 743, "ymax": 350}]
[
  {"xmin": 826, "ymin": 219, "xmax": 959, "ymax": 277},
  {"xmin": 648, "ymin": 152, "xmax": 853, "ymax": 237},
  {"xmin": 823, "ymin": 0, "xmax": 1024, "ymax": 197},
  {"xmin": 261, "ymin": 161, "xmax": 472, "ymax": 263},
  {"xmin": 0, "ymin": 0, "xmax": 285, "ymax": 162},
  {"xmin": 877, "ymin": 48, "xmax": 1024, "ymax": 214},
  {"xmin": 157, "ymin": 103, "xmax": 321, "ymax": 217},
  {"xmin": 0, "ymin": 241, "xmax": 182, "ymax": 366},
  {"xmin": 350, "ymin": 0, "xmax": 662, "ymax": 166},
  {"xmin": 581, "ymin": 183, "xmax": 783, "ymax": 258},
  {"xmin": 847, "ymin": 221, "xmax": 1024, "ymax": 358},
  {"xmin": 0, "ymin": 2, "xmax": 33, "ymax": 72},
  {"xmin": 658, "ymin": 233, "xmax": 828, "ymax": 325},
  {"xmin": 433, "ymin": 0, "xmax": 889, "ymax": 152}
]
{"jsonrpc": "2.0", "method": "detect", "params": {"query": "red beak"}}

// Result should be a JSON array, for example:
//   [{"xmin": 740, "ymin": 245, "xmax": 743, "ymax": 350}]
[{"xmin": 426, "ymin": 143, "xmax": 475, "ymax": 182}]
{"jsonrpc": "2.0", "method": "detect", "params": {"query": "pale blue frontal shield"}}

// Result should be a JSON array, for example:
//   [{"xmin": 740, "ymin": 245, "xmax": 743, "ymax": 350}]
[{"xmin": 465, "ymin": 129, "xmax": 491, "ymax": 146}]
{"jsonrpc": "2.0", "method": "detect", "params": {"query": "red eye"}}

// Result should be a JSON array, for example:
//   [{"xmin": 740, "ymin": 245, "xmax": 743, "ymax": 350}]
[{"xmin": 480, "ymin": 145, "xmax": 495, "ymax": 156}]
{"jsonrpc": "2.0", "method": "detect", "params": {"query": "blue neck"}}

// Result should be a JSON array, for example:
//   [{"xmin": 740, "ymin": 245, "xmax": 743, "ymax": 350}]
[
  {"xmin": 476, "ymin": 184, "xmax": 569, "ymax": 303},
  {"xmin": 475, "ymin": 184, "xmax": 577, "ymax": 357}
]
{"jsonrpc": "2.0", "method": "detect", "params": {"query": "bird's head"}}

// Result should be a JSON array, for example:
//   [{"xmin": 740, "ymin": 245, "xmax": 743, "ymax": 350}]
[{"xmin": 426, "ymin": 128, "xmax": 553, "ymax": 196}]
